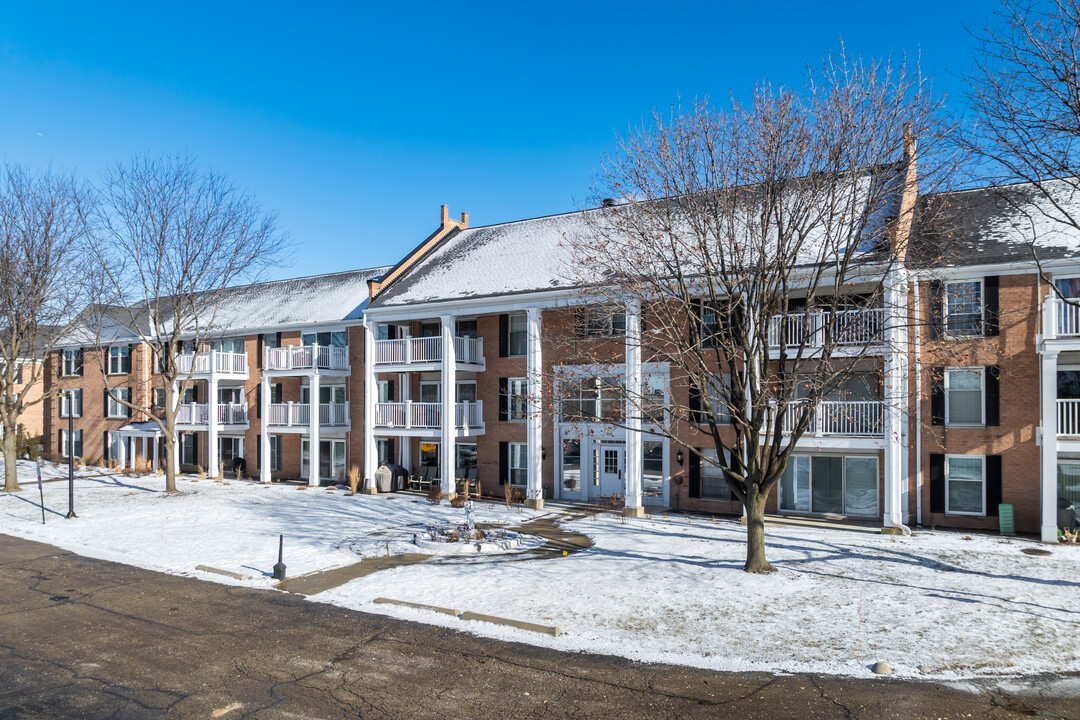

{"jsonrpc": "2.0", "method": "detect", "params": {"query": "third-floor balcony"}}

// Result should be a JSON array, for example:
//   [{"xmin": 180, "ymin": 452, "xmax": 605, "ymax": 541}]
[
  {"xmin": 264, "ymin": 345, "xmax": 350, "ymax": 373},
  {"xmin": 1042, "ymin": 295, "xmax": 1080, "ymax": 341},
  {"xmin": 767, "ymin": 309, "xmax": 886, "ymax": 351},
  {"xmin": 175, "ymin": 351, "xmax": 248, "ymax": 378},
  {"xmin": 176, "ymin": 402, "xmax": 248, "ymax": 426},
  {"xmin": 373, "ymin": 336, "xmax": 484, "ymax": 370},
  {"xmin": 776, "ymin": 399, "xmax": 885, "ymax": 437}
]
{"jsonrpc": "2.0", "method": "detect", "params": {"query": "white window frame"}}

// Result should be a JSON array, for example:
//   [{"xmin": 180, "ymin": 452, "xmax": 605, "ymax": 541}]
[
  {"xmin": 377, "ymin": 380, "xmax": 391, "ymax": 404},
  {"xmin": 509, "ymin": 441, "xmax": 528, "ymax": 486},
  {"xmin": 181, "ymin": 433, "xmax": 196, "ymax": 466},
  {"xmin": 61, "ymin": 349, "xmax": 83, "ymax": 377},
  {"xmin": 944, "ymin": 279, "xmax": 984, "ymax": 338},
  {"xmin": 507, "ymin": 313, "xmax": 527, "ymax": 357},
  {"xmin": 944, "ymin": 366, "xmax": 985, "ymax": 427},
  {"xmin": 60, "ymin": 389, "xmax": 83, "ymax": 418},
  {"xmin": 455, "ymin": 380, "xmax": 477, "ymax": 404},
  {"xmin": 152, "ymin": 387, "xmax": 166, "ymax": 409},
  {"xmin": 700, "ymin": 447, "xmax": 732, "ymax": 500},
  {"xmin": 108, "ymin": 345, "xmax": 131, "ymax": 375},
  {"xmin": 418, "ymin": 381, "xmax": 440, "ymax": 404},
  {"xmin": 508, "ymin": 377, "xmax": 528, "ymax": 422},
  {"xmin": 60, "ymin": 428, "xmax": 82, "ymax": 458},
  {"xmin": 581, "ymin": 307, "xmax": 627, "ymax": 338},
  {"xmin": 107, "ymin": 388, "xmax": 131, "ymax": 419},
  {"xmin": 944, "ymin": 454, "xmax": 987, "ymax": 517}
]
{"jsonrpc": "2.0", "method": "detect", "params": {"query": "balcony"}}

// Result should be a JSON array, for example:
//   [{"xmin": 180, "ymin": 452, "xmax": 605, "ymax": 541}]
[
  {"xmin": 175, "ymin": 351, "xmax": 248, "ymax": 377},
  {"xmin": 373, "ymin": 336, "xmax": 484, "ymax": 369},
  {"xmin": 1058, "ymin": 399, "xmax": 1080, "ymax": 436},
  {"xmin": 264, "ymin": 345, "xmax": 350, "ymax": 373},
  {"xmin": 176, "ymin": 402, "xmax": 248, "ymax": 426},
  {"xmin": 767, "ymin": 309, "xmax": 885, "ymax": 350},
  {"xmin": 373, "ymin": 400, "xmax": 484, "ymax": 432},
  {"xmin": 267, "ymin": 402, "xmax": 350, "ymax": 428},
  {"xmin": 1043, "ymin": 296, "xmax": 1080, "ymax": 340},
  {"xmin": 777, "ymin": 399, "xmax": 885, "ymax": 437}
]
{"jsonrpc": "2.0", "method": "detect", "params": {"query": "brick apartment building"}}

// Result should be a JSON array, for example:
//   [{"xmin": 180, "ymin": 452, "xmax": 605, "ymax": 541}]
[{"xmin": 41, "ymin": 179, "xmax": 1080, "ymax": 542}]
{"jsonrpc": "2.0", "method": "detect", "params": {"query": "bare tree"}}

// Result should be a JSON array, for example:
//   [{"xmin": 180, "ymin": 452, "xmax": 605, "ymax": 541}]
[
  {"xmin": 557, "ymin": 53, "xmax": 955, "ymax": 572},
  {"xmin": 966, "ymin": 0, "xmax": 1080, "ymax": 285},
  {"xmin": 0, "ymin": 166, "xmax": 89, "ymax": 493},
  {"xmin": 87, "ymin": 155, "xmax": 288, "ymax": 493}
]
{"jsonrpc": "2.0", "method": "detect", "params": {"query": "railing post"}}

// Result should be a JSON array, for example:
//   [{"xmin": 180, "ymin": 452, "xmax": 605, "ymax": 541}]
[{"xmin": 405, "ymin": 400, "xmax": 412, "ymax": 429}]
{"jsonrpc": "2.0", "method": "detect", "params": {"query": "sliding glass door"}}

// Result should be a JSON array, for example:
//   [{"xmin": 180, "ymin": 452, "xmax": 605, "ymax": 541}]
[{"xmin": 780, "ymin": 454, "xmax": 878, "ymax": 517}]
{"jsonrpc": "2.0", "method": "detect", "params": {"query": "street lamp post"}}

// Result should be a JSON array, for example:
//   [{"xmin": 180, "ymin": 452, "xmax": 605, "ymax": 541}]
[{"xmin": 66, "ymin": 390, "xmax": 76, "ymax": 519}]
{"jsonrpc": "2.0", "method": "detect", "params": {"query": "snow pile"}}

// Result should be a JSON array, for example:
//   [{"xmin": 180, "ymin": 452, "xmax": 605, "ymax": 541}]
[{"xmin": 3, "ymin": 461, "xmax": 1078, "ymax": 680}]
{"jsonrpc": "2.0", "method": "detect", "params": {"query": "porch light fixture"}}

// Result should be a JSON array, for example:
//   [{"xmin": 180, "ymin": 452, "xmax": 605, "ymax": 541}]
[{"xmin": 676, "ymin": 450, "xmax": 684, "ymax": 466}]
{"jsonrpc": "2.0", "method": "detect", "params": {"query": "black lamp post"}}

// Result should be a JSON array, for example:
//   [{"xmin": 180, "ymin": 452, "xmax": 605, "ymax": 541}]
[{"xmin": 65, "ymin": 390, "xmax": 76, "ymax": 519}]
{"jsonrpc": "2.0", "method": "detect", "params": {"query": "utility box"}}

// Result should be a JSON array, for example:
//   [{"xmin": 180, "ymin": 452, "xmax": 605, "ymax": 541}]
[{"xmin": 998, "ymin": 504, "xmax": 1015, "ymax": 536}]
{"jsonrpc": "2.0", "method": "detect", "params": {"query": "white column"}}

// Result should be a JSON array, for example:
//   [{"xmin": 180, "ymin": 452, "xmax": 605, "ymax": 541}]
[
  {"xmin": 882, "ymin": 267, "xmax": 909, "ymax": 531},
  {"xmin": 398, "ymin": 372, "xmax": 410, "ymax": 467},
  {"xmin": 525, "ymin": 307, "xmax": 544, "ymax": 509},
  {"xmin": 208, "ymin": 372, "xmax": 220, "ymax": 478},
  {"xmin": 260, "ymin": 374, "xmax": 271, "ymax": 483},
  {"xmin": 1041, "ymin": 350, "xmax": 1060, "ymax": 542},
  {"xmin": 440, "ymin": 314, "xmax": 457, "ymax": 497},
  {"xmin": 309, "ymin": 371, "xmax": 321, "ymax": 486},
  {"xmin": 363, "ymin": 321, "xmax": 379, "ymax": 493},
  {"xmin": 623, "ymin": 298, "xmax": 644, "ymax": 517},
  {"xmin": 152, "ymin": 435, "xmax": 159, "ymax": 474}
]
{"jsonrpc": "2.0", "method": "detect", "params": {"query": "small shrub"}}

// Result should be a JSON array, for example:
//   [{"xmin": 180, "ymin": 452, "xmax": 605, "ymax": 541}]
[
  {"xmin": 503, "ymin": 482, "xmax": 524, "ymax": 510},
  {"xmin": 426, "ymin": 484, "xmax": 443, "ymax": 505},
  {"xmin": 133, "ymin": 456, "xmax": 151, "ymax": 476},
  {"xmin": 347, "ymin": 465, "xmax": 361, "ymax": 495},
  {"xmin": 235, "ymin": 466, "xmax": 244, "ymax": 482},
  {"xmin": 195, "ymin": 464, "xmax": 206, "ymax": 482},
  {"xmin": 449, "ymin": 495, "xmax": 466, "ymax": 508}
]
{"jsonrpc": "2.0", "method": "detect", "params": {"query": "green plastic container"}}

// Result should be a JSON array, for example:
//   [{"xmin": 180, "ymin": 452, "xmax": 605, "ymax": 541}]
[{"xmin": 999, "ymin": 504, "xmax": 1015, "ymax": 536}]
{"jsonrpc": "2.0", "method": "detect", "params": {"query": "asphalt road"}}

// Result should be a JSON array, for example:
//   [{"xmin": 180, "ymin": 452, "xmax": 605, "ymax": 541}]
[{"xmin": 1, "ymin": 533, "xmax": 1078, "ymax": 719}]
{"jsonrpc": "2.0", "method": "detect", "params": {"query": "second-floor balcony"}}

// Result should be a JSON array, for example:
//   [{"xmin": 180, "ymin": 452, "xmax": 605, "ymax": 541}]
[
  {"xmin": 264, "ymin": 345, "xmax": 350, "ymax": 373},
  {"xmin": 767, "ymin": 309, "xmax": 886, "ymax": 350},
  {"xmin": 777, "ymin": 399, "xmax": 885, "ymax": 437},
  {"xmin": 267, "ymin": 401, "xmax": 350, "ymax": 428},
  {"xmin": 175, "ymin": 351, "xmax": 248, "ymax": 377},
  {"xmin": 373, "ymin": 400, "xmax": 484, "ymax": 431},
  {"xmin": 373, "ymin": 336, "xmax": 484, "ymax": 368},
  {"xmin": 176, "ymin": 402, "xmax": 248, "ymax": 426},
  {"xmin": 1058, "ymin": 399, "xmax": 1080, "ymax": 437}
]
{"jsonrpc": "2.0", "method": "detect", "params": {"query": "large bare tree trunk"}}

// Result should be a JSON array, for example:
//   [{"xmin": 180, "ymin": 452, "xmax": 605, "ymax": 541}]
[
  {"xmin": 744, "ymin": 483, "xmax": 774, "ymax": 574},
  {"xmin": 1, "ymin": 426, "xmax": 20, "ymax": 492},
  {"xmin": 164, "ymin": 437, "xmax": 177, "ymax": 493}
]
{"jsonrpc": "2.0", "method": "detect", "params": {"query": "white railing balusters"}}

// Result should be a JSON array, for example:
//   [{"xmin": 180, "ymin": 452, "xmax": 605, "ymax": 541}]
[
  {"xmin": 373, "ymin": 336, "xmax": 484, "ymax": 366},
  {"xmin": 767, "ymin": 309, "xmax": 886, "ymax": 349},
  {"xmin": 1058, "ymin": 398, "xmax": 1080, "ymax": 436},
  {"xmin": 372, "ymin": 400, "xmax": 484, "ymax": 429},
  {"xmin": 776, "ymin": 399, "xmax": 884, "ymax": 436}
]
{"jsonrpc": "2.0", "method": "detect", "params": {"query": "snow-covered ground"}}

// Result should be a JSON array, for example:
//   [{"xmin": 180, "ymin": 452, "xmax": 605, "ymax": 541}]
[{"xmin": 2, "ymin": 460, "xmax": 1078, "ymax": 680}]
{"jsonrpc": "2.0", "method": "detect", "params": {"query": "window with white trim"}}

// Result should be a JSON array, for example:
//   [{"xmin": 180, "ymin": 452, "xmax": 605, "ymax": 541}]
[
  {"xmin": 703, "ymin": 372, "xmax": 732, "ymax": 424},
  {"xmin": 152, "ymin": 387, "xmax": 166, "ymax": 409},
  {"xmin": 508, "ymin": 377, "xmax": 528, "ymax": 421},
  {"xmin": 944, "ymin": 280, "xmax": 983, "ymax": 337},
  {"xmin": 559, "ymin": 376, "xmax": 620, "ymax": 422},
  {"xmin": 62, "ymin": 349, "xmax": 83, "ymax": 377},
  {"xmin": 508, "ymin": 313, "xmax": 527, "ymax": 357},
  {"xmin": 509, "ymin": 442, "xmax": 528, "ymax": 486},
  {"xmin": 945, "ymin": 454, "xmax": 985, "ymax": 516},
  {"xmin": 580, "ymin": 307, "xmax": 626, "ymax": 338},
  {"xmin": 60, "ymin": 429, "xmax": 82, "ymax": 458},
  {"xmin": 701, "ymin": 448, "xmax": 732, "ymax": 500},
  {"xmin": 108, "ymin": 345, "xmax": 132, "ymax": 375},
  {"xmin": 181, "ymin": 433, "xmax": 196, "ymax": 466},
  {"xmin": 945, "ymin": 367, "xmax": 984, "ymax": 426},
  {"xmin": 107, "ymin": 388, "xmax": 131, "ymax": 419},
  {"xmin": 60, "ymin": 389, "xmax": 83, "ymax": 418}
]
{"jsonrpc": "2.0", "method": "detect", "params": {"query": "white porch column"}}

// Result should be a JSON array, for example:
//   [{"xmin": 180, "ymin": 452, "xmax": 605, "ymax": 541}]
[
  {"xmin": 525, "ymin": 307, "xmax": 544, "ymax": 509},
  {"xmin": 152, "ymin": 435, "xmax": 159, "ymax": 474},
  {"xmin": 882, "ymin": 268, "xmax": 909, "ymax": 531},
  {"xmin": 208, "ymin": 372, "xmax": 220, "ymax": 478},
  {"xmin": 623, "ymin": 298, "xmax": 645, "ymax": 517},
  {"xmin": 363, "ymin": 320, "xmax": 379, "ymax": 493},
  {"xmin": 398, "ymin": 372, "xmax": 410, "ymax": 468},
  {"xmin": 309, "ymin": 370, "xmax": 321, "ymax": 486},
  {"xmin": 440, "ymin": 314, "xmax": 457, "ymax": 497},
  {"xmin": 1041, "ymin": 350, "xmax": 1060, "ymax": 542},
  {"xmin": 260, "ymin": 374, "xmax": 271, "ymax": 483}
]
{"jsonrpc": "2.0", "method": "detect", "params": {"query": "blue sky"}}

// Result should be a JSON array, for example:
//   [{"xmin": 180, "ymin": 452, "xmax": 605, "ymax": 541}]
[{"xmin": 0, "ymin": 1, "xmax": 996, "ymax": 279}]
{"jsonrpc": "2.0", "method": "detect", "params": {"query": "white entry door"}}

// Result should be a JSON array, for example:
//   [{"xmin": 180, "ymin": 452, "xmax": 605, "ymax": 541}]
[{"xmin": 598, "ymin": 445, "xmax": 624, "ymax": 497}]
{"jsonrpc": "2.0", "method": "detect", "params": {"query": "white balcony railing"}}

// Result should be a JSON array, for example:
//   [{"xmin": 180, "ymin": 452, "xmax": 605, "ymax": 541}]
[
  {"xmin": 1044, "ymin": 295, "xmax": 1080, "ymax": 339},
  {"xmin": 175, "ymin": 351, "xmax": 248, "ymax": 375},
  {"xmin": 373, "ymin": 336, "xmax": 484, "ymax": 365},
  {"xmin": 176, "ymin": 403, "xmax": 208, "ymax": 425},
  {"xmin": 767, "ymin": 309, "xmax": 885, "ymax": 349},
  {"xmin": 216, "ymin": 403, "xmax": 248, "ymax": 425},
  {"xmin": 778, "ymin": 399, "xmax": 885, "ymax": 436},
  {"xmin": 374, "ymin": 400, "xmax": 483, "ymax": 430},
  {"xmin": 264, "ymin": 344, "xmax": 349, "ymax": 372},
  {"xmin": 1058, "ymin": 399, "xmax": 1080, "ymax": 436},
  {"xmin": 267, "ymin": 402, "xmax": 349, "ymax": 427}
]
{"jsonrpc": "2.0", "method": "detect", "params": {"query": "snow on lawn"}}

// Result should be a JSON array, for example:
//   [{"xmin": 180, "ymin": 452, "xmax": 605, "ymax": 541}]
[{"xmin": 3, "ymin": 460, "xmax": 1079, "ymax": 680}]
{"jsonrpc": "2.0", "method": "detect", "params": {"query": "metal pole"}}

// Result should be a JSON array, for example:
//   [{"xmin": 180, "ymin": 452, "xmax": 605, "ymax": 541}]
[
  {"xmin": 272, "ymin": 534, "xmax": 286, "ymax": 580},
  {"xmin": 36, "ymin": 445, "xmax": 44, "ymax": 525},
  {"xmin": 66, "ymin": 391, "xmax": 76, "ymax": 519}
]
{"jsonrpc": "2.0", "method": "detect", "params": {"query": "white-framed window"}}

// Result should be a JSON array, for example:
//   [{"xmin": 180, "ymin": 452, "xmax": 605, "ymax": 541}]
[
  {"xmin": 209, "ymin": 337, "xmax": 245, "ymax": 354},
  {"xmin": 152, "ymin": 387, "xmax": 166, "ymax": 409},
  {"xmin": 61, "ymin": 349, "xmax": 83, "ymax": 377},
  {"xmin": 420, "ymin": 442, "xmax": 439, "ymax": 476},
  {"xmin": 779, "ymin": 454, "xmax": 878, "ymax": 517},
  {"xmin": 561, "ymin": 439, "xmax": 581, "ymax": 491},
  {"xmin": 60, "ymin": 389, "xmax": 83, "ymax": 418},
  {"xmin": 944, "ymin": 280, "xmax": 983, "ymax": 337},
  {"xmin": 456, "ymin": 442, "xmax": 477, "ymax": 473},
  {"xmin": 509, "ymin": 442, "xmax": 528, "ymax": 486},
  {"xmin": 269, "ymin": 435, "xmax": 282, "ymax": 472},
  {"xmin": 60, "ymin": 428, "xmax": 82, "ymax": 458},
  {"xmin": 559, "ymin": 376, "xmax": 619, "ymax": 422},
  {"xmin": 301, "ymin": 330, "xmax": 347, "ymax": 347},
  {"xmin": 108, "ymin": 345, "xmax": 132, "ymax": 375},
  {"xmin": 181, "ymin": 433, "xmax": 197, "ymax": 466},
  {"xmin": 508, "ymin": 313, "xmax": 527, "ymax": 357},
  {"xmin": 643, "ymin": 440, "xmax": 664, "ymax": 498},
  {"xmin": 641, "ymin": 373, "xmax": 667, "ymax": 425},
  {"xmin": 377, "ymin": 380, "xmax": 391, "ymax": 403},
  {"xmin": 508, "ymin": 377, "xmax": 528, "ymax": 421},
  {"xmin": 945, "ymin": 454, "xmax": 986, "ymax": 516},
  {"xmin": 701, "ymin": 447, "xmax": 732, "ymax": 500},
  {"xmin": 419, "ymin": 382, "xmax": 440, "ymax": 404},
  {"xmin": 945, "ymin": 367, "xmax": 984, "ymax": 426},
  {"xmin": 456, "ymin": 381, "xmax": 477, "ymax": 404},
  {"xmin": 107, "ymin": 388, "xmax": 131, "ymax": 419},
  {"xmin": 377, "ymin": 438, "xmax": 392, "ymax": 466},
  {"xmin": 581, "ymin": 307, "xmax": 626, "ymax": 338}
]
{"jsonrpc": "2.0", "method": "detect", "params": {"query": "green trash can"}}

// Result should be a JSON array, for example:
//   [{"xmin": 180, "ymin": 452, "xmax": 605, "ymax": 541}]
[{"xmin": 999, "ymin": 504, "xmax": 1015, "ymax": 536}]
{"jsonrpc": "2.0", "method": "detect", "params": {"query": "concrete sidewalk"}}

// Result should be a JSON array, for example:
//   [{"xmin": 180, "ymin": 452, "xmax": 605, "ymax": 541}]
[{"xmin": 1, "ymin": 533, "xmax": 1077, "ymax": 719}]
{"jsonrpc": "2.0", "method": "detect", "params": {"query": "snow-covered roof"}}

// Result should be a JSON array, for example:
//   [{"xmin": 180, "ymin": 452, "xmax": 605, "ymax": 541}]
[{"xmin": 912, "ymin": 178, "xmax": 1080, "ymax": 268}]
